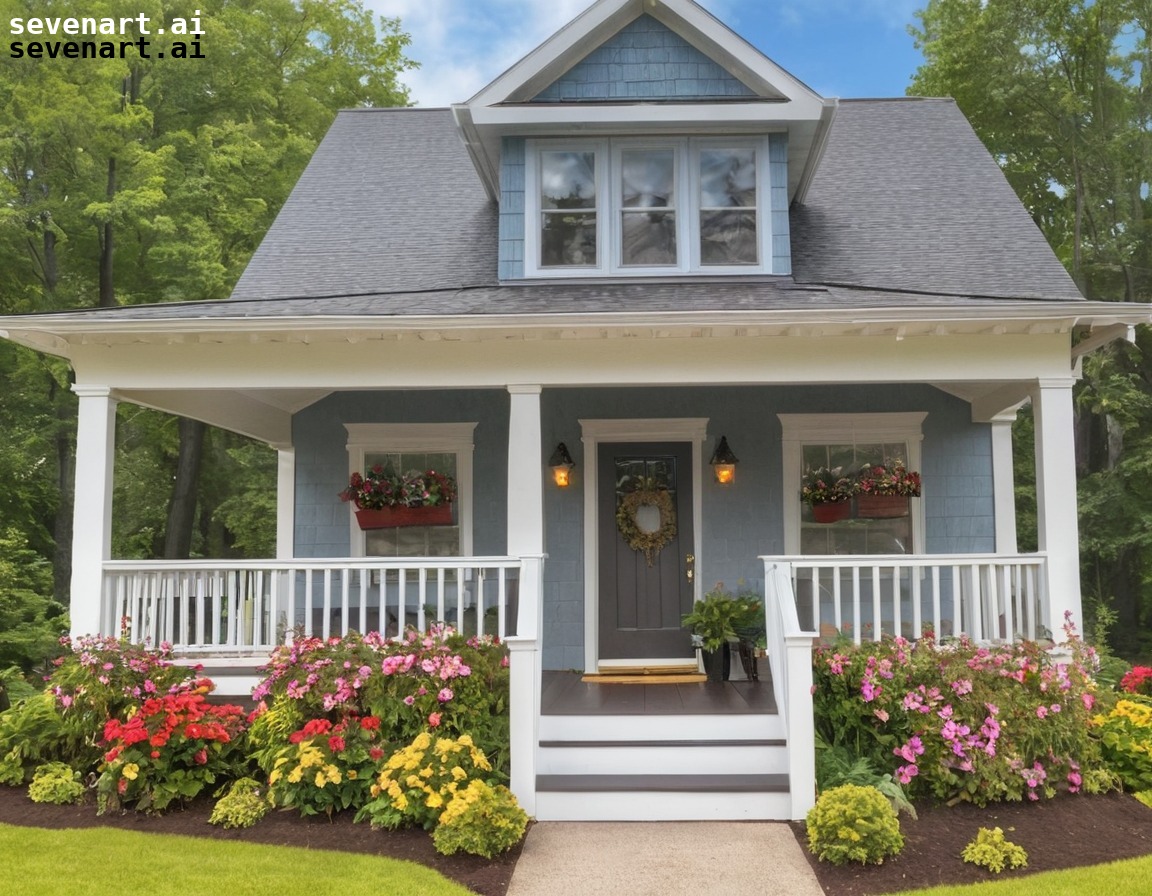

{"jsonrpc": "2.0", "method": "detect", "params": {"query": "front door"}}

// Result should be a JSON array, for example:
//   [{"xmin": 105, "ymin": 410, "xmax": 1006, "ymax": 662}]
[{"xmin": 598, "ymin": 441, "xmax": 695, "ymax": 662}]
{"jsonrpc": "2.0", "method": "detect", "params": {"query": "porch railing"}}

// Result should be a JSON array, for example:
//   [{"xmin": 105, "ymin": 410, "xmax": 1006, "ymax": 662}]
[
  {"xmin": 770, "ymin": 553, "xmax": 1050, "ymax": 645},
  {"xmin": 762, "ymin": 559, "xmax": 818, "ymax": 819},
  {"xmin": 101, "ymin": 557, "xmax": 523, "ymax": 653}
]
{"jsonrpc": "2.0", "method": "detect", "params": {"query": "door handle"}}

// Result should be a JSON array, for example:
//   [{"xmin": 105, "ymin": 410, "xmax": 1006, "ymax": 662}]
[{"xmin": 685, "ymin": 554, "xmax": 694, "ymax": 583}]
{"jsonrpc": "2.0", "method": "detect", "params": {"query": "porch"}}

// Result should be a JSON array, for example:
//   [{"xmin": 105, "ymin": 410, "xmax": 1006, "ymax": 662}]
[{"xmin": 99, "ymin": 549, "xmax": 1050, "ymax": 821}]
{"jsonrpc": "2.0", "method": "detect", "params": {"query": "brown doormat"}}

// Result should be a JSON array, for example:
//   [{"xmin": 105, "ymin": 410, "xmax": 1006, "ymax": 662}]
[{"xmin": 582, "ymin": 664, "xmax": 705, "ymax": 684}]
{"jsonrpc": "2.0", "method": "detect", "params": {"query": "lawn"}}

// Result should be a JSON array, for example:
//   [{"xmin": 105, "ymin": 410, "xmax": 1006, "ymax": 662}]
[
  {"xmin": 893, "ymin": 855, "xmax": 1152, "ymax": 896},
  {"xmin": 0, "ymin": 823, "xmax": 473, "ymax": 896}
]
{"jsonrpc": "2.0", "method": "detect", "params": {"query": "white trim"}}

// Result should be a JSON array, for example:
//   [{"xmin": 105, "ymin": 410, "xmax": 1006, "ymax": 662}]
[
  {"xmin": 276, "ymin": 448, "xmax": 295, "ymax": 560},
  {"xmin": 70, "ymin": 386, "xmax": 117, "ymax": 638},
  {"xmin": 343, "ymin": 423, "xmax": 477, "ymax": 558},
  {"xmin": 579, "ymin": 417, "xmax": 708, "ymax": 672},
  {"xmin": 778, "ymin": 412, "xmax": 927, "ymax": 556},
  {"xmin": 990, "ymin": 414, "xmax": 1018, "ymax": 554}
]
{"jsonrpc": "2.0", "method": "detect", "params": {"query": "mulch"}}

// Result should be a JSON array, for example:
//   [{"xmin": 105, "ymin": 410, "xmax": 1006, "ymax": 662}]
[
  {"xmin": 2, "ymin": 784, "xmax": 1152, "ymax": 895},
  {"xmin": 792, "ymin": 791, "xmax": 1152, "ymax": 896}
]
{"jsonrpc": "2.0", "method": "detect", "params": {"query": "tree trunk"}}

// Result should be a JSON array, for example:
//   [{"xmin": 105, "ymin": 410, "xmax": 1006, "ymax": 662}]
[
  {"xmin": 98, "ymin": 158, "xmax": 116, "ymax": 308},
  {"xmin": 163, "ymin": 418, "xmax": 206, "ymax": 559}
]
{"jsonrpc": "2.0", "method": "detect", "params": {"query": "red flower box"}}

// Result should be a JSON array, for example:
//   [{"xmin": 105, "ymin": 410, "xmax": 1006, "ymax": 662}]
[
  {"xmin": 856, "ymin": 494, "xmax": 910, "ymax": 519},
  {"xmin": 354, "ymin": 504, "xmax": 453, "ymax": 530},
  {"xmin": 811, "ymin": 501, "xmax": 851, "ymax": 524}
]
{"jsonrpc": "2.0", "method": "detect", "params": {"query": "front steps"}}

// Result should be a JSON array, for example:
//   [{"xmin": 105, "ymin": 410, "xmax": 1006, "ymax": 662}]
[{"xmin": 534, "ymin": 710, "xmax": 791, "ymax": 821}]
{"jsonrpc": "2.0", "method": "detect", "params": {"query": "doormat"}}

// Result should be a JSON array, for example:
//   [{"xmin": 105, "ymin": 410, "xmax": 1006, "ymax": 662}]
[{"xmin": 582, "ymin": 665, "xmax": 705, "ymax": 684}]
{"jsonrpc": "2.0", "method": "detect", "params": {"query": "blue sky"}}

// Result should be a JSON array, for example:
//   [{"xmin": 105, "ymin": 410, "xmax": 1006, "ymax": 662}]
[{"xmin": 367, "ymin": 0, "xmax": 927, "ymax": 107}]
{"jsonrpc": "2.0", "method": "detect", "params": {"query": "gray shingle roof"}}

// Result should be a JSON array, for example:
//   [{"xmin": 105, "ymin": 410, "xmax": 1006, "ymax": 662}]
[
  {"xmin": 791, "ymin": 99, "xmax": 1082, "ymax": 300},
  {"xmin": 229, "ymin": 97, "xmax": 1082, "ymax": 310},
  {"xmin": 230, "ymin": 108, "xmax": 498, "ymax": 300}
]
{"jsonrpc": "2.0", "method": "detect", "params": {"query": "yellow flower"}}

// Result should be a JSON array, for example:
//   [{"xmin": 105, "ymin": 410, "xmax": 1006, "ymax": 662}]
[
  {"xmin": 451, "ymin": 766, "xmax": 467, "ymax": 781},
  {"xmin": 426, "ymin": 792, "xmax": 443, "ymax": 809},
  {"xmin": 347, "ymin": 769, "xmax": 358, "ymax": 780},
  {"xmin": 269, "ymin": 769, "xmax": 283, "ymax": 785},
  {"xmin": 325, "ymin": 765, "xmax": 342, "ymax": 785},
  {"xmin": 314, "ymin": 770, "xmax": 328, "ymax": 788},
  {"xmin": 287, "ymin": 766, "xmax": 304, "ymax": 784},
  {"xmin": 420, "ymin": 766, "xmax": 434, "ymax": 779},
  {"xmin": 457, "ymin": 734, "xmax": 474, "ymax": 747},
  {"xmin": 121, "ymin": 763, "xmax": 140, "ymax": 781}
]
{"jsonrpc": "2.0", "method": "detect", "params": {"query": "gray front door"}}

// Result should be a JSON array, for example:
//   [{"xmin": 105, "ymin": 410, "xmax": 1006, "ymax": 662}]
[{"xmin": 597, "ymin": 442, "xmax": 695, "ymax": 661}]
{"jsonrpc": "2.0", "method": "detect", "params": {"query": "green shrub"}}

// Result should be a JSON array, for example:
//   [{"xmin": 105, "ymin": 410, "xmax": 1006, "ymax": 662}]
[
  {"xmin": 805, "ymin": 784, "xmax": 904, "ymax": 865},
  {"xmin": 28, "ymin": 762, "xmax": 86, "ymax": 805},
  {"xmin": 432, "ymin": 780, "xmax": 528, "ymax": 858},
  {"xmin": 815, "ymin": 737, "xmax": 915, "ymax": 818},
  {"xmin": 961, "ymin": 826, "xmax": 1028, "ymax": 873},
  {"xmin": 1094, "ymin": 698, "xmax": 1152, "ymax": 791},
  {"xmin": 356, "ymin": 731, "xmax": 495, "ymax": 831},
  {"xmin": 209, "ymin": 777, "xmax": 270, "ymax": 829}
]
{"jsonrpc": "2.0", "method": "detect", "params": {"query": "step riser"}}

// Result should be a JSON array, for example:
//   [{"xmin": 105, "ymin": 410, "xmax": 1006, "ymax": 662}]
[
  {"xmin": 534, "ymin": 790, "xmax": 794, "ymax": 821},
  {"xmin": 537, "ymin": 745, "xmax": 789, "ymax": 776},
  {"xmin": 539, "ymin": 713, "xmax": 785, "ymax": 742}
]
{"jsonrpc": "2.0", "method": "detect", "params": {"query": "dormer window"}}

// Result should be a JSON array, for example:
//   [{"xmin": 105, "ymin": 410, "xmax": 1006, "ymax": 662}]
[{"xmin": 525, "ymin": 136, "xmax": 775, "ymax": 277}]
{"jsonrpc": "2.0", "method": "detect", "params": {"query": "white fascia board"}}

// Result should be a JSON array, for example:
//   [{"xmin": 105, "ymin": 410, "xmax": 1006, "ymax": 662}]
[
  {"xmin": 466, "ymin": 101, "xmax": 825, "ymax": 129},
  {"xmin": 114, "ymin": 388, "xmax": 292, "ymax": 445}
]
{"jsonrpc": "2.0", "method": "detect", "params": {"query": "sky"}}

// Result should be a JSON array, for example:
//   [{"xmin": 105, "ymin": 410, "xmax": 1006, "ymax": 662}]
[{"xmin": 366, "ymin": 0, "xmax": 928, "ymax": 108}]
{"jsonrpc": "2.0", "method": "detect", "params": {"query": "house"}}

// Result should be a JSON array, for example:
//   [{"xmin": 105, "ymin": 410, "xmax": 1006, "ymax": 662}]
[{"xmin": 2, "ymin": 0, "xmax": 1150, "ymax": 821}]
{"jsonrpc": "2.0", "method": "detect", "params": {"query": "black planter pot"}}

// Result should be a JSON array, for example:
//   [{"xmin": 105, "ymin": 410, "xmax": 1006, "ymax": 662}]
[{"xmin": 701, "ymin": 642, "xmax": 731, "ymax": 683}]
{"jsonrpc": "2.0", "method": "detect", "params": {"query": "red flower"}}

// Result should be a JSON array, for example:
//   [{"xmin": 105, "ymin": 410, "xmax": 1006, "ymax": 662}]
[
  {"xmin": 359, "ymin": 716, "xmax": 382, "ymax": 731},
  {"xmin": 369, "ymin": 747, "xmax": 384, "ymax": 761},
  {"xmin": 328, "ymin": 735, "xmax": 346, "ymax": 753},
  {"xmin": 193, "ymin": 749, "xmax": 208, "ymax": 766}
]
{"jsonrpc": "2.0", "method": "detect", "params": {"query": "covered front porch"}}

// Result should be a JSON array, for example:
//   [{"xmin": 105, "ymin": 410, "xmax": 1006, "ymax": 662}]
[{"xmin": 95, "ymin": 547, "xmax": 1052, "ymax": 820}]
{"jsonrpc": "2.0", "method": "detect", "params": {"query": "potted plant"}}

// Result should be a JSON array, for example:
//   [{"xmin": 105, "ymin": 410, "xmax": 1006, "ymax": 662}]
[
  {"xmin": 801, "ymin": 466, "xmax": 856, "ymax": 523},
  {"xmin": 339, "ymin": 464, "xmax": 458, "ymax": 530},
  {"xmin": 681, "ymin": 585, "xmax": 762, "ymax": 682},
  {"xmin": 854, "ymin": 459, "xmax": 921, "ymax": 518}
]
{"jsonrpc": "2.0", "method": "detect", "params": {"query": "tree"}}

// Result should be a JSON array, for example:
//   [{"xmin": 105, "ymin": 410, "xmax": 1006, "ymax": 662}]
[
  {"xmin": 0, "ymin": 0, "xmax": 414, "ymax": 634},
  {"xmin": 912, "ymin": 0, "xmax": 1152, "ymax": 654}
]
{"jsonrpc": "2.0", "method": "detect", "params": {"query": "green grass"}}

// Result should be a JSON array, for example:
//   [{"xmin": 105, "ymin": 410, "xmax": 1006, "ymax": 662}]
[
  {"xmin": 0, "ymin": 823, "xmax": 474, "ymax": 896},
  {"xmin": 892, "ymin": 855, "xmax": 1152, "ymax": 896}
]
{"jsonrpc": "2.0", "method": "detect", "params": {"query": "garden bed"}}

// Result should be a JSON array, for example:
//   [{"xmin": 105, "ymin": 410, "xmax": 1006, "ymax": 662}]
[
  {"xmin": 0, "ymin": 785, "xmax": 522, "ymax": 896},
  {"xmin": 792, "ymin": 791, "xmax": 1152, "ymax": 896}
]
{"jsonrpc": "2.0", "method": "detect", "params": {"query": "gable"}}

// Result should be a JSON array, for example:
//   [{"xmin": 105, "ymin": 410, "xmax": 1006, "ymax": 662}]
[{"xmin": 530, "ymin": 15, "xmax": 758, "ymax": 103}]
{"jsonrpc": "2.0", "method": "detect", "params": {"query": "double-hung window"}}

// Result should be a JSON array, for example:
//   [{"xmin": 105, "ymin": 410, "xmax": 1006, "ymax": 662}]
[{"xmin": 526, "ymin": 136, "xmax": 773, "ymax": 277}]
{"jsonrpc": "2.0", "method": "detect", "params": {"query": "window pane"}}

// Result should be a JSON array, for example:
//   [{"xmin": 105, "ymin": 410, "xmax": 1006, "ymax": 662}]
[
  {"xmin": 700, "ymin": 210, "xmax": 757, "ymax": 265},
  {"xmin": 700, "ymin": 149, "xmax": 756, "ymax": 207},
  {"xmin": 540, "ymin": 152, "xmax": 596, "ymax": 210},
  {"xmin": 541, "ymin": 212, "xmax": 597, "ymax": 266},
  {"xmin": 362, "ymin": 451, "xmax": 460, "ymax": 557},
  {"xmin": 621, "ymin": 150, "xmax": 675, "ymax": 209},
  {"xmin": 622, "ymin": 211, "xmax": 676, "ymax": 266}
]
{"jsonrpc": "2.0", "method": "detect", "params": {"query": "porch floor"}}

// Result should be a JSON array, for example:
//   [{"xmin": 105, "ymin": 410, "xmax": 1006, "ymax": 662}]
[{"xmin": 540, "ymin": 670, "xmax": 777, "ymax": 716}]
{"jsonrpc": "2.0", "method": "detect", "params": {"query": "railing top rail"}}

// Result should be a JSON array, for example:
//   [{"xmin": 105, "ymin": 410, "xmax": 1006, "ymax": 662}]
[
  {"xmin": 103, "ymin": 557, "xmax": 521, "ymax": 572},
  {"xmin": 761, "ymin": 552, "xmax": 1048, "ymax": 568}
]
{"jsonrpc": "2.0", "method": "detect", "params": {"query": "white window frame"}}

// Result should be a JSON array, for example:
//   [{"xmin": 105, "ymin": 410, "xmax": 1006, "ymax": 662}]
[
  {"xmin": 524, "ymin": 136, "xmax": 775, "ymax": 278},
  {"xmin": 778, "ymin": 413, "xmax": 927, "ymax": 555},
  {"xmin": 343, "ymin": 423, "xmax": 476, "ymax": 558}
]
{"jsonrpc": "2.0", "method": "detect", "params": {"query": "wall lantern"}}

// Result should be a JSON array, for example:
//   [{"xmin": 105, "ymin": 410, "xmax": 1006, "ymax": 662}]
[
  {"xmin": 549, "ymin": 442, "xmax": 576, "ymax": 488},
  {"xmin": 709, "ymin": 435, "xmax": 739, "ymax": 485}
]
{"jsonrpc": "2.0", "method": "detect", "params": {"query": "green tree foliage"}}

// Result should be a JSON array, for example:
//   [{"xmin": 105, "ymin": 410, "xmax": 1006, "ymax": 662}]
[
  {"xmin": 912, "ymin": 0, "xmax": 1152, "ymax": 655},
  {"xmin": 0, "ymin": 0, "xmax": 414, "ymax": 629}
]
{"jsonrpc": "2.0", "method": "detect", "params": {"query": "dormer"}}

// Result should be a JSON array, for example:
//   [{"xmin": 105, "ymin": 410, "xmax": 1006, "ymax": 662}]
[{"xmin": 452, "ymin": 0, "xmax": 837, "ymax": 280}]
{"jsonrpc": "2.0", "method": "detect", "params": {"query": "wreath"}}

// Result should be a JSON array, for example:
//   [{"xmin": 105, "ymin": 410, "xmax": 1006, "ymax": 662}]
[{"xmin": 615, "ymin": 483, "xmax": 677, "ymax": 566}]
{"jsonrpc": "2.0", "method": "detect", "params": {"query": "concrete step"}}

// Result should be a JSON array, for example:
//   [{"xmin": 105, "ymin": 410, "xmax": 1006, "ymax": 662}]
[{"xmin": 534, "ymin": 773, "xmax": 792, "ymax": 821}]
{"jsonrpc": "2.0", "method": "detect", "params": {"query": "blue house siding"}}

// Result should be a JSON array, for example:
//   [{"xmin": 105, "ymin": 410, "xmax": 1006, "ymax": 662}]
[
  {"xmin": 498, "ymin": 138, "xmax": 526, "ymax": 281},
  {"xmin": 531, "ymin": 15, "xmax": 757, "ymax": 102},
  {"xmin": 289, "ymin": 384, "xmax": 992, "ymax": 668},
  {"xmin": 769, "ymin": 133, "xmax": 791, "ymax": 275}
]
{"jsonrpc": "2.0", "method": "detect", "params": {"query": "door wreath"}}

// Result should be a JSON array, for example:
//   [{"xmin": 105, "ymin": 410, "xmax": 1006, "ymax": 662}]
[{"xmin": 616, "ymin": 483, "xmax": 677, "ymax": 566}]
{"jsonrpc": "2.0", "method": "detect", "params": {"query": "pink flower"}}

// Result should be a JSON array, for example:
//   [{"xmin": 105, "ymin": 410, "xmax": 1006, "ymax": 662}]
[
  {"xmin": 896, "ymin": 764, "xmax": 919, "ymax": 784},
  {"xmin": 873, "ymin": 708, "xmax": 889, "ymax": 723},
  {"xmin": 438, "ymin": 688, "xmax": 453, "ymax": 703},
  {"xmin": 1036, "ymin": 705, "xmax": 1048, "ymax": 719},
  {"xmin": 428, "ymin": 712, "xmax": 442, "ymax": 727}
]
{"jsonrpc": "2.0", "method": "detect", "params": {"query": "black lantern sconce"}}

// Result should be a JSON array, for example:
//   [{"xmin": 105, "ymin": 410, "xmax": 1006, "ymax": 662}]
[
  {"xmin": 549, "ymin": 442, "xmax": 576, "ymax": 488},
  {"xmin": 709, "ymin": 435, "xmax": 739, "ymax": 485}
]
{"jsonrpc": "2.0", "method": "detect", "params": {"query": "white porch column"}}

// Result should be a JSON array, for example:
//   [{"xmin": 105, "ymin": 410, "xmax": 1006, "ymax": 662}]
[
  {"xmin": 990, "ymin": 412, "xmax": 1018, "ymax": 554},
  {"xmin": 275, "ymin": 447, "xmax": 295, "ymax": 560},
  {"xmin": 70, "ymin": 386, "xmax": 117, "ymax": 638},
  {"xmin": 506, "ymin": 385, "xmax": 544, "ymax": 555},
  {"xmin": 505, "ymin": 385, "xmax": 544, "ymax": 816},
  {"xmin": 1031, "ymin": 378, "xmax": 1081, "ymax": 638}
]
